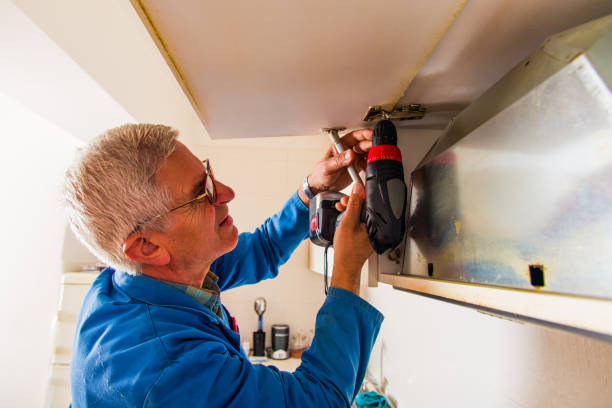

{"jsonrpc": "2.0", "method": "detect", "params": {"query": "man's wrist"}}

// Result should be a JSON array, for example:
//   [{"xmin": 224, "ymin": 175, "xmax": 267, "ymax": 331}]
[
  {"xmin": 298, "ymin": 175, "xmax": 325, "ymax": 206},
  {"xmin": 330, "ymin": 266, "xmax": 361, "ymax": 296},
  {"xmin": 302, "ymin": 176, "xmax": 315, "ymax": 199},
  {"xmin": 297, "ymin": 186, "xmax": 311, "ymax": 207}
]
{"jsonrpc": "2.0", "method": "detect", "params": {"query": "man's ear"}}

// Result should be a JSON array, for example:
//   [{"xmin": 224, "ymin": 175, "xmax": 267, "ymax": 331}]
[{"xmin": 122, "ymin": 233, "xmax": 170, "ymax": 266}]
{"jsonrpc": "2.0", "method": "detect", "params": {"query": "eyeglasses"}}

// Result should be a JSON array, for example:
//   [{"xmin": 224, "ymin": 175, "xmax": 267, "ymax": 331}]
[{"xmin": 134, "ymin": 159, "xmax": 217, "ymax": 231}]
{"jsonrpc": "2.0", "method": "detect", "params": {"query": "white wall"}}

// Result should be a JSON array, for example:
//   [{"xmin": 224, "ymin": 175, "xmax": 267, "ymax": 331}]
[
  {"xmin": 0, "ymin": 91, "xmax": 81, "ymax": 408},
  {"xmin": 0, "ymin": 3, "xmax": 134, "ymax": 406},
  {"xmin": 364, "ymin": 284, "xmax": 612, "ymax": 407},
  {"xmin": 361, "ymin": 128, "xmax": 612, "ymax": 407}
]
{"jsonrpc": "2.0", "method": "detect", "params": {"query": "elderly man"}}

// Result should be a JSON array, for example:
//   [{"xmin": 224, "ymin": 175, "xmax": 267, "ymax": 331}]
[{"xmin": 64, "ymin": 124, "xmax": 383, "ymax": 407}]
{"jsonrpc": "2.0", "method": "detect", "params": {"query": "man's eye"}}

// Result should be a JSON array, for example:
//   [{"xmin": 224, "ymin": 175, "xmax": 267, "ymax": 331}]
[
  {"xmin": 192, "ymin": 188, "xmax": 207, "ymax": 203},
  {"xmin": 195, "ymin": 183, "xmax": 206, "ymax": 198}
]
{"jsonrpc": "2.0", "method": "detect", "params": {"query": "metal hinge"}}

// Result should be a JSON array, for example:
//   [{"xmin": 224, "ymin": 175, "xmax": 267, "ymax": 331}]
[{"xmin": 363, "ymin": 104, "xmax": 426, "ymax": 122}]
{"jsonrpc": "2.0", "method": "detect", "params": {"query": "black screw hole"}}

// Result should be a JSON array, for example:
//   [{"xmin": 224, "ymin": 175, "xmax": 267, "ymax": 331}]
[
  {"xmin": 529, "ymin": 264, "xmax": 545, "ymax": 287},
  {"xmin": 427, "ymin": 263, "xmax": 434, "ymax": 277},
  {"xmin": 524, "ymin": 60, "xmax": 530, "ymax": 67}
]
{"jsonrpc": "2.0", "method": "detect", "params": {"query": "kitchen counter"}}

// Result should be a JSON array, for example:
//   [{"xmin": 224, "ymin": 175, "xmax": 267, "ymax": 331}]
[{"xmin": 256, "ymin": 357, "xmax": 302, "ymax": 372}]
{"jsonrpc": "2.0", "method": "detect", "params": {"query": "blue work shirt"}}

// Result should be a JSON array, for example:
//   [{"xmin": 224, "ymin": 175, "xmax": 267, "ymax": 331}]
[{"xmin": 70, "ymin": 192, "xmax": 384, "ymax": 407}]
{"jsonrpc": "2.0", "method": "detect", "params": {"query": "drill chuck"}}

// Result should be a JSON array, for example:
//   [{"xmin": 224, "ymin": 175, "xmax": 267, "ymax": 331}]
[{"xmin": 372, "ymin": 118, "xmax": 397, "ymax": 146}]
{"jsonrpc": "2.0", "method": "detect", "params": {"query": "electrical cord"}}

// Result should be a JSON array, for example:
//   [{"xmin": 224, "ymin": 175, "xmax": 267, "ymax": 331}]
[{"xmin": 324, "ymin": 245, "xmax": 330, "ymax": 295}]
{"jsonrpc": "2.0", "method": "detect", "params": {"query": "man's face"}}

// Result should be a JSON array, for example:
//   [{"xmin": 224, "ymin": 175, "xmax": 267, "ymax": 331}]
[{"xmin": 154, "ymin": 142, "xmax": 238, "ymax": 271}]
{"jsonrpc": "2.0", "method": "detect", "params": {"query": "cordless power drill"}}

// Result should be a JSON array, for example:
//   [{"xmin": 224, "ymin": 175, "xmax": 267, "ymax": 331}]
[{"xmin": 309, "ymin": 119, "xmax": 407, "ymax": 255}]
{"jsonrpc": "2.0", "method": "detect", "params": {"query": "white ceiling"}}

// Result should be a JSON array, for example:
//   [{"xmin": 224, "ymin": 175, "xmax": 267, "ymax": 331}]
[
  {"xmin": 11, "ymin": 0, "xmax": 209, "ymax": 146},
  {"xmin": 132, "ymin": 0, "xmax": 612, "ymax": 139},
  {"xmin": 0, "ymin": 1, "xmax": 133, "ymax": 143}
]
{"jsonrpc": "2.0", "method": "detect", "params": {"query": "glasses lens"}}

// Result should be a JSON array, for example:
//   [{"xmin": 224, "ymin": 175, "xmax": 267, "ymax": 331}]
[
  {"xmin": 204, "ymin": 160, "xmax": 216, "ymax": 204},
  {"xmin": 205, "ymin": 175, "xmax": 216, "ymax": 203}
]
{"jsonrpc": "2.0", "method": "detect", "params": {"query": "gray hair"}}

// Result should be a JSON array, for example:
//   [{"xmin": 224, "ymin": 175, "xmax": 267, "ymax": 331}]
[{"xmin": 64, "ymin": 123, "xmax": 179, "ymax": 274}]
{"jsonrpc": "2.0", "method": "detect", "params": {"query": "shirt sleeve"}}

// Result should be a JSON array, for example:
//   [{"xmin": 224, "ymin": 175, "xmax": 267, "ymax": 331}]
[
  {"xmin": 211, "ymin": 191, "xmax": 310, "ymax": 291},
  {"xmin": 143, "ymin": 287, "xmax": 384, "ymax": 408}
]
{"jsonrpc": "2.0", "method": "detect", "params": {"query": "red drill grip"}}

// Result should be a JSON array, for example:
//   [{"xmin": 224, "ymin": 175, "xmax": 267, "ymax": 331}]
[{"xmin": 367, "ymin": 145, "xmax": 402, "ymax": 164}]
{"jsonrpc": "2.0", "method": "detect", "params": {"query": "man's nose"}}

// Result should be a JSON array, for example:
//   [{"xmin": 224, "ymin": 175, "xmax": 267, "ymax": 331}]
[{"xmin": 214, "ymin": 180, "xmax": 235, "ymax": 205}]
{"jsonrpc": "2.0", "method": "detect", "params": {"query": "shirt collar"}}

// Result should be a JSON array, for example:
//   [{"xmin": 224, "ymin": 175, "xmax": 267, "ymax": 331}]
[
  {"xmin": 156, "ymin": 272, "xmax": 223, "ymax": 318},
  {"xmin": 112, "ymin": 268, "xmax": 220, "ymax": 321}
]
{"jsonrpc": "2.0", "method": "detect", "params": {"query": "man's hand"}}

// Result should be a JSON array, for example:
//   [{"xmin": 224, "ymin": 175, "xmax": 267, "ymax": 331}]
[
  {"xmin": 307, "ymin": 129, "xmax": 373, "ymax": 195},
  {"xmin": 330, "ymin": 183, "xmax": 373, "ymax": 295}
]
